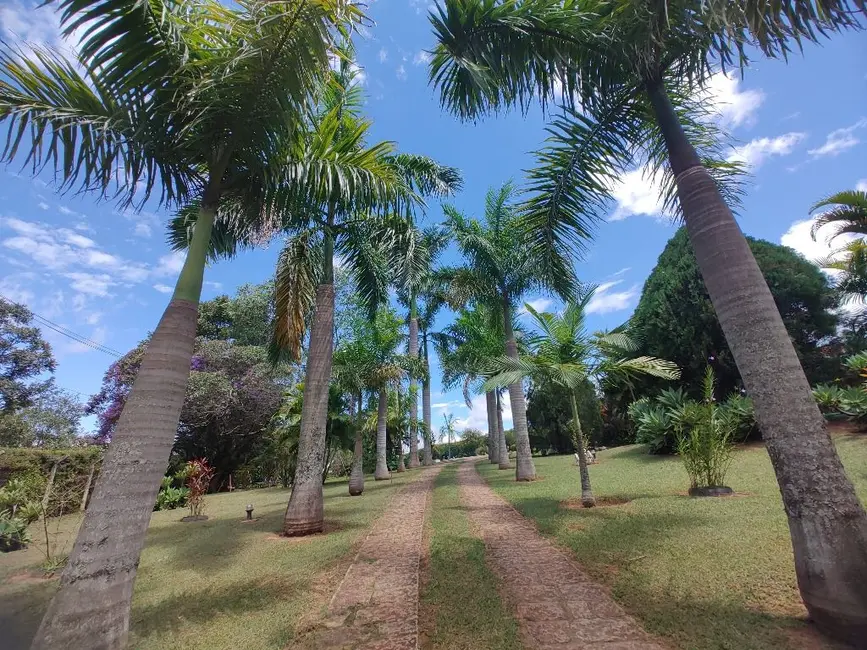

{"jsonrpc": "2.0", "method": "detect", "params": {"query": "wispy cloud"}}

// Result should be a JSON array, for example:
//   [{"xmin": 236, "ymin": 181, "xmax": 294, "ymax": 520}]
[
  {"xmin": 586, "ymin": 280, "xmax": 639, "ymax": 315},
  {"xmin": 153, "ymin": 284, "xmax": 173, "ymax": 294},
  {"xmin": 378, "ymin": 47, "xmax": 387, "ymax": 63},
  {"xmin": 413, "ymin": 50, "xmax": 432, "ymax": 66},
  {"xmin": 808, "ymin": 118, "xmax": 867, "ymax": 158},
  {"xmin": 396, "ymin": 64, "xmax": 407, "ymax": 81},
  {"xmin": 728, "ymin": 132, "xmax": 806, "ymax": 168}
]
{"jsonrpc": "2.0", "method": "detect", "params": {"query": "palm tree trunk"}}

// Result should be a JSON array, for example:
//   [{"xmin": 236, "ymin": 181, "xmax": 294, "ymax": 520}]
[
  {"xmin": 395, "ymin": 385, "xmax": 406, "ymax": 473},
  {"xmin": 486, "ymin": 391, "xmax": 499, "ymax": 464},
  {"xmin": 283, "ymin": 226, "xmax": 336, "ymax": 536},
  {"xmin": 374, "ymin": 387, "xmax": 390, "ymax": 480},
  {"xmin": 497, "ymin": 390, "xmax": 510, "ymax": 470},
  {"xmin": 31, "ymin": 191, "xmax": 219, "ymax": 650},
  {"xmin": 502, "ymin": 297, "xmax": 535, "ymax": 480},
  {"xmin": 422, "ymin": 333, "xmax": 433, "ymax": 466},
  {"xmin": 408, "ymin": 297, "xmax": 420, "ymax": 467},
  {"xmin": 570, "ymin": 393, "xmax": 595, "ymax": 507},
  {"xmin": 648, "ymin": 79, "xmax": 867, "ymax": 644},
  {"xmin": 349, "ymin": 392, "xmax": 364, "ymax": 496}
]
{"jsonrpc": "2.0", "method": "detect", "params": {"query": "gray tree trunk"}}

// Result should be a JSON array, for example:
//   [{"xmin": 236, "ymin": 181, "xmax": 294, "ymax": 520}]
[
  {"xmin": 282, "ymin": 283, "xmax": 334, "ymax": 535},
  {"xmin": 502, "ymin": 298, "xmax": 535, "ymax": 480},
  {"xmin": 408, "ymin": 315, "xmax": 420, "ymax": 467},
  {"xmin": 374, "ymin": 387, "xmax": 390, "ymax": 480},
  {"xmin": 349, "ymin": 393, "xmax": 364, "ymax": 496},
  {"xmin": 649, "ymin": 80, "xmax": 867, "ymax": 645},
  {"xmin": 30, "ymin": 184, "xmax": 222, "ymax": 650},
  {"xmin": 422, "ymin": 361, "xmax": 433, "ymax": 466},
  {"xmin": 486, "ymin": 391, "xmax": 499, "ymax": 464},
  {"xmin": 79, "ymin": 463, "xmax": 95, "ymax": 512},
  {"xmin": 497, "ymin": 391, "xmax": 510, "ymax": 470},
  {"xmin": 570, "ymin": 393, "xmax": 595, "ymax": 507},
  {"xmin": 31, "ymin": 299, "xmax": 201, "ymax": 650}
]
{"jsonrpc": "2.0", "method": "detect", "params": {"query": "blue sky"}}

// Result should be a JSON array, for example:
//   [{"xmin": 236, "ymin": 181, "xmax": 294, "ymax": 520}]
[{"xmin": 0, "ymin": 1, "xmax": 865, "ymax": 436}]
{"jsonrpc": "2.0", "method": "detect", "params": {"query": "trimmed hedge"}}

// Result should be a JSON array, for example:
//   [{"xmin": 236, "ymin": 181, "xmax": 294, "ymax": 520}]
[{"xmin": 0, "ymin": 446, "xmax": 104, "ymax": 516}]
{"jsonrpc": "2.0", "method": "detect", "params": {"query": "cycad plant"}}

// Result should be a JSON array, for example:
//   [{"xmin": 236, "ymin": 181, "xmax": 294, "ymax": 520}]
[
  {"xmin": 484, "ymin": 292, "xmax": 678, "ymax": 506},
  {"xmin": 0, "ymin": 1, "xmax": 363, "ymax": 645},
  {"xmin": 444, "ymin": 182, "xmax": 577, "ymax": 480},
  {"xmin": 427, "ymin": 0, "xmax": 867, "ymax": 637}
]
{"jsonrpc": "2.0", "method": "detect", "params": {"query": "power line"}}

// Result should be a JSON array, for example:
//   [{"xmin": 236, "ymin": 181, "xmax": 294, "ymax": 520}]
[{"xmin": 1, "ymin": 295, "xmax": 123, "ymax": 358}]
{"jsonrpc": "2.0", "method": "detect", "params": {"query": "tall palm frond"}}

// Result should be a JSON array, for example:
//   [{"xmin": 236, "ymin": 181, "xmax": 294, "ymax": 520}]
[
  {"xmin": 270, "ymin": 230, "xmax": 323, "ymax": 363},
  {"xmin": 810, "ymin": 190, "xmax": 867, "ymax": 244}
]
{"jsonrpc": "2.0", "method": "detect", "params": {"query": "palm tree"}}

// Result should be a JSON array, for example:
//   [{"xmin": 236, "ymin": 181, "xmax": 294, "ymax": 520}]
[
  {"xmin": 444, "ymin": 182, "xmax": 574, "ymax": 480},
  {"xmin": 393, "ymin": 225, "xmax": 453, "ymax": 468},
  {"xmin": 436, "ymin": 304, "xmax": 518, "ymax": 470},
  {"xmin": 417, "ymin": 279, "xmax": 450, "ymax": 466},
  {"xmin": 332, "ymin": 339, "xmax": 373, "ymax": 496},
  {"xmin": 440, "ymin": 413, "xmax": 457, "ymax": 459},
  {"xmin": 811, "ymin": 190, "xmax": 867, "ymax": 243},
  {"xmin": 484, "ymin": 294, "xmax": 679, "ymax": 507},
  {"xmin": 267, "ymin": 60, "xmax": 461, "ymax": 534},
  {"xmin": 0, "ymin": 2, "xmax": 364, "ymax": 645},
  {"xmin": 427, "ymin": 1, "xmax": 867, "ymax": 638},
  {"xmin": 817, "ymin": 241, "xmax": 867, "ymax": 305}
]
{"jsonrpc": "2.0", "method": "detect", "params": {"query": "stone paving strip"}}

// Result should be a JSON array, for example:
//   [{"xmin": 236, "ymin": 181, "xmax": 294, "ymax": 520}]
[
  {"xmin": 294, "ymin": 466, "xmax": 441, "ymax": 650},
  {"xmin": 457, "ymin": 460, "xmax": 668, "ymax": 650}
]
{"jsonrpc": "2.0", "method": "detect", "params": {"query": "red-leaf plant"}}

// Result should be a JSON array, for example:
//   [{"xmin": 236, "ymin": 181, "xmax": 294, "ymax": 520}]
[{"xmin": 184, "ymin": 459, "xmax": 215, "ymax": 518}]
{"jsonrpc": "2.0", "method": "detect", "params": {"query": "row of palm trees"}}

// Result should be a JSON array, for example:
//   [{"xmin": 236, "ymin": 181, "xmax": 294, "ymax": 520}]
[{"xmin": 1, "ymin": 0, "xmax": 865, "ymax": 647}]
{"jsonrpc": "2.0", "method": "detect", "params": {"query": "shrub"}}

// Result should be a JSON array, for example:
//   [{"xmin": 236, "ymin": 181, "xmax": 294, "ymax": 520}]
[
  {"xmin": 629, "ymin": 382, "xmax": 755, "ymax": 454},
  {"xmin": 812, "ymin": 384, "xmax": 843, "ymax": 413},
  {"xmin": 181, "ymin": 459, "xmax": 215, "ymax": 517},
  {"xmin": 676, "ymin": 368, "xmax": 735, "ymax": 490},
  {"xmin": 154, "ymin": 477, "xmax": 190, "ymax": 511},
  {"xmin": 0, "ymin": 510, "xmax": 30, "ymax": 552}
]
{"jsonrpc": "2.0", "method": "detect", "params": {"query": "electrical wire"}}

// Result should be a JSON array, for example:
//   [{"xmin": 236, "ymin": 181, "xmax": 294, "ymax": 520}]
[{"xmin": 1, "ymin": 295, "xmax": 122, "ymax": 358}]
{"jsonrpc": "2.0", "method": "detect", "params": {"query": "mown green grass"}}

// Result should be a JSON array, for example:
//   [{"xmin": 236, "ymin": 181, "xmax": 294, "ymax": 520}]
[
  {"xmin": 0, "ymin": 472, "xmax": 419, "ymax": 650},
  {"xmin": 419, "ymin": 462, "xmax": 521, "ymax": 650},
  {"xmin": 478, "ymin": 435, "xmax": 867, "ymax": 650}
]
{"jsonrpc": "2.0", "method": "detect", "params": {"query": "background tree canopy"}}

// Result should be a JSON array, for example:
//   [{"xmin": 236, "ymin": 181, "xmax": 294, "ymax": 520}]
[
  {"xmin": 628, "ymin": 228, "xmax": 840, "ymax": 399},
  {"xmin": 527, "ymin": 380, "xmax": 603, "ymax": 452}
]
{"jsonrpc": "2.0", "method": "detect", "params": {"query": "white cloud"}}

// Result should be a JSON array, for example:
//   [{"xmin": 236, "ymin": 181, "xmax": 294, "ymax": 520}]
[
  {"xmin": 453, "ymin": 392, "xmax": 512, "ymax": 432},
  {"xmin": 396, "ymin": 65, "xmax": 407, "ymax": 81},
  {"xmin": 204, "ymin": 280, "xmax": 223, "ymax": 291},
  {"xmin": 704, "ymin": 72, "xmax": 765, "ymax": 128},
  {"xmin": 153, "ymin": 284, "xmax": 173, "ymax": 294},
  {"xmin": 133, "ymin": 222, "xmax": 152, "ymax": 238},
  {"xmin": 58, "ymin": 205, "xmax": 78, "ymax": 216},
  {"xmin": 413, "ymin": 50, "xmax": 432, "ymax": 66},
  {"xmin": 378, "ymin": 48, "xmax": 388, "ymax": 63},
  {"xmin": 0, "ymin": 276, "xmax": 35, "ymax": 306},
  {"xmin": 611, "ymin": 267, "xmax": 631, "ymax": 277},
  {"xmin": 519, "ymin": 297, "xmax": 553, "ymax": 316},
  {"xmin": 808, "ymin": 118, "xmax": 867, "ymax": 158},
  {"xmin": 66, "ymin": 326, "xmax": 107, "ymax": 355},
  {"xmin": 1, "ymin": 216, "xmax": 152, "ymax": 297},
  {"xmin": 85, "ymin": 312, "xmax": 102, "ymax": 325},
  {"xmin": 37, "ymin": 202, "xmax": 49, "ymax": 210},
  {"xmin": 64, "ymin": 272, "xmax": 113, "ymax": 297},
  {"xmin": 154, "ymin": 250, "xmax": 186, "ymax": 276},
  {"xmin": 728, "ymin": 132, "xmax": 806, "ymax": 168},
  {"xmin": 608, "ymin": 166, "xmax": 669, "ymax": 221},
  {"xmin": 780, "ymin": 216, "xmax": 858, "ymax": 264},
  {"xmin": 857, "ymin": 179, "xmax": 867, "ymax": 192},
  {"xmin": 586, "ymin": 280, "xmax": 639, "ymax": 315}
]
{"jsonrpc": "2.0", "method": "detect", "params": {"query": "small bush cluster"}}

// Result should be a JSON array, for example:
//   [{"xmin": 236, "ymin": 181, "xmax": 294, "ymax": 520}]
[
  {"xmin": 629, "ymin": 382, "xmax": 755, "ymax": 454},
  {"xmin": 0, "ymin": 476, "xmax": 42, "ymax": 551},
  {"xmin": 813, "ymin": 352, "xmax": 867, "ymax": 422},
  {"xmin": 153, "ymin": 476, "xmax": 190, "ymax": 511}
]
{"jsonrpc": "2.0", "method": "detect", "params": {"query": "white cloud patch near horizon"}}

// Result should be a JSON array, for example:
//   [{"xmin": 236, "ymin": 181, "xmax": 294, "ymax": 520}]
[
  {"xmin": 453, "ymin": 392, "xmax": 512, "ymax": 433},
  {"xmin": 586, "ymin": 280, "xmax": 640, "ymax": 315}
]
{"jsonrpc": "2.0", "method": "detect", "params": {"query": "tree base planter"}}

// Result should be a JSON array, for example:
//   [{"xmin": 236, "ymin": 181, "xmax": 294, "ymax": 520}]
[
  {"xmin": 689, "ymin": 486, "xmax": 733, "ymax": 497},
  {"xmin": 181, "ymin": 515, "xmax": 209, "ymax": 522}
]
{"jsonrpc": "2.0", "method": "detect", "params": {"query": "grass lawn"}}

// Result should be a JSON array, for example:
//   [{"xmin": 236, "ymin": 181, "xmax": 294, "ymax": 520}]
[
  {"xmin": 0, "ymin": 471, "xmax": 419, "ymax": 650},
  {"xmin": 477, "ymin": 433, "xmax": 867, "ymax": 650},
  {"xmin": 419, "ymin": 462, "xmax": 521, "ymax": 650}
]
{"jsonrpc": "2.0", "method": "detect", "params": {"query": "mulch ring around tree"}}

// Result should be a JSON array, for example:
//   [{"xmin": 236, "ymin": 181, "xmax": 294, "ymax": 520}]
[{"xmin": 560, "ymin": 496, "xmax": 632, "ymax": 509}]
